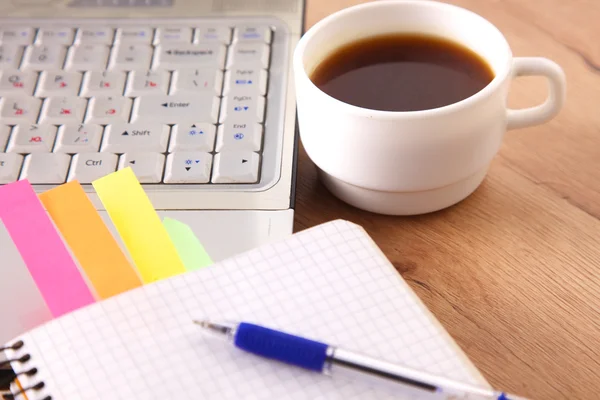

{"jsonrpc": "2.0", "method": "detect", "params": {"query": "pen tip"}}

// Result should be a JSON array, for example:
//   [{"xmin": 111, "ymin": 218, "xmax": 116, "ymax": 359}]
[{"xmin": 193, "ymin": 320, "xmax": 209, "ymax": 327}]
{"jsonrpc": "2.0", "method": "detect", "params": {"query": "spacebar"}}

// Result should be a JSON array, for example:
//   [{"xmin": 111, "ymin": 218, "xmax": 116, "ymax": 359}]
[{"xmin": 131, "ymin": 94, "xmax": 221, "ymax": 124}]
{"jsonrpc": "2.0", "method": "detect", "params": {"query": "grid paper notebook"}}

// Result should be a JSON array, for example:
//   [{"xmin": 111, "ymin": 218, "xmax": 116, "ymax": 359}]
[{"xmin": 3, "ymin": 219, "xmax": 489, "ymax": 399}]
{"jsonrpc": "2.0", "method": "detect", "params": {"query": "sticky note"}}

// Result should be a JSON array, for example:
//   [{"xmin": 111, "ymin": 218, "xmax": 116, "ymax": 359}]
[
  {"xmin": 39, "ymin": 181, "xmax": 143, "ymax": 299},
  {"xmin": 163, "ymin": 217, "xmax": 213, "ymax": 271},
  {"xmin": 0, "ymin": 218, "xmax": 53, "ymax": 346},
  {"xmin": 0, "ymin": 180, "xmax": 95, "ymax": 317},
  {"xmin": 92, "ymin": 167, "xmax": 186, "ymax": 283}
]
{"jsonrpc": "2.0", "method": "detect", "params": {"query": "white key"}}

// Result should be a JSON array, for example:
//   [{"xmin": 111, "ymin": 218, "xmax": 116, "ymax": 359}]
[
  {"xmin": 21, "ymin": 45, "xmax": 67, "ymax": 71},
  {"xmin": 67, "ymin": 152, "xmax": 117, "ymax": 183},
  {"xmin": 124, "ymin": 70, "xmax": 169, "ymax": 97},
  {"xmin": 0, "ymin": 153, "xmax": 23, "ymax": 184},
  {"xmin": 20, "ymin": 152, "xmax": 70, "ymax": 184},
  {"xmin": 0, "ymin": 70, "xmax": 37, "ymax": 96},
  {"xmin": 223, "ymin": 66, "xmax": 268, "ymax": 95},
  {"xmin": 216, "ymin": 121, "xmax": 262, "ymax": 152},
  {"xmin": 64, "ymin": 44, "xmax": 110, "ymax": 71},
  {"xmin": 219, "ymin": 93, "xmax": 265, "ymax": 123},
  {"xmin": 0, "ymin": 27, "xmax": 35, "ymax": 45},
  {"xmin": 164, "ymin": 151, "xmax": 212, "ymax": 183},
  {"xmin": 169, "ymin": 122, "xmax": 216, "ymax": 152},
  {"xmin": 0, "ymin": 125, "xmax": 10, "ymax": 150},
  {"xmin": 152, "ymin": 43, "xmax": 226, "ymax": 70},
  {"xmin": 108, "ymin": 44, "xmax": 153, "ymax": 71},
  {"xmin": 118, "ymin": 152, "xmax": 165, "ymax": 183},
  {"xmin": 131, "ymin": 94, "xmax": 220, "ymax": 124},
  {"xmin": 35, "ymin": 71, "xmax": 83, "ymax": 97},
  {"xmin": 211, "ymin": 150, "xmax": 260, "ymax": 183},
  {"xmin": 0, "ymin": 96, "xmax": 42, "ymax": 124},
  {"xmin": 101, "ymin": 123, "xmax": 169, "ymax": 153},
  {"xmin": 193, "ymin": 26, "xmax": 231, "ymax": 44},
  {"xmin": 169, "ymin": 68, "xmax": 223, "ymax": 95},
  {"xmin": 53, "ymin": 124, "xmax": 103, "ymax": 153},
  {"xmin": 81, "ymin": 71, "xmax": 127, "ymax": 97},
  {"xmin": 233, "ymin": 26, "xmax": 272, "ymax": 43},
  {"xmin": 0, "ymin": 44, "xmax": 25, "ymax": 69},
  {"xmin": 114, "ymin": 27, "xmax": 154, "ymax": 44},
  {"xmin": 6, "ymin": 124, "xmax": 57, "ymax": 153},
  {"xmin": 74, "ymin": 27, "xmax": 114, "ymax": 45},
  {"xmin": 84, "ymin": 96, "xmax": 132, "ymax": 124},
  {"xmin": 35, "ymin": 28, "xmax": 75, "ymax": 45},
  {"xmin": 39, "ymin": 96, "xmax": 87, "ymax": 124},
  {"xmin": 227, "ymin": 42, "xmax": 270, "ymax": 69},
  {"xmin": 154, "ymin": 27, "xmax": 193, "ymax": 44}
]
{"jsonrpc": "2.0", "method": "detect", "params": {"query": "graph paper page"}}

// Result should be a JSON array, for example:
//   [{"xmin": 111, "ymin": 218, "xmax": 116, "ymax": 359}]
[{"xmin": 5, "ymin": 220, "xmax": 488, "ymax": 399}]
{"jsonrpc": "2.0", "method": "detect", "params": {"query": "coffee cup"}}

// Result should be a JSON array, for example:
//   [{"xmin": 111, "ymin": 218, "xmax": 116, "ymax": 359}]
[{"xmin": 293, "ymin": 0, "xmax": 566, "ymax": 215}]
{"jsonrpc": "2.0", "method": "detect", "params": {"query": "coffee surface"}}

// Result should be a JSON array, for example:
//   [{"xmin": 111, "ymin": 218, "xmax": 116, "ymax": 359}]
[{"xmin": 310, "ymin": 33, "xmax": 495, "ymax": 112}]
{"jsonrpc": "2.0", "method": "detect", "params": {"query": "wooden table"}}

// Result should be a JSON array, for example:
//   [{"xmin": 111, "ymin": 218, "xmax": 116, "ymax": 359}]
[{"xmin": 294, "ymin": 1, "xmax": 600, "ymax": 399}]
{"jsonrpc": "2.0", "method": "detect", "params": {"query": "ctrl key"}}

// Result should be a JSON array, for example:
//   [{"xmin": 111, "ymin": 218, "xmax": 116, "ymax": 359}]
[
  {"xmin": 0, "ymin": 153, "xmax": 24, "ymax": 184},
  {"xmin": 67, "ymin": 152, "xmax": 118, "ymax": 184}
]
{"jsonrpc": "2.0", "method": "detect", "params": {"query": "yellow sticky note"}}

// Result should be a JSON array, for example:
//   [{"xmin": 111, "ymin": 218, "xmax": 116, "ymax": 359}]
[{"xmin": 92, "ymin": 168, "xmax": 186, "ymax": 283}]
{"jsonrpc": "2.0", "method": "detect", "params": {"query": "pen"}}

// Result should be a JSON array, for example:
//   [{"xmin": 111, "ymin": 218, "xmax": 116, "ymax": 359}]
[{"xmin": 195, "ymin": 320, "xmax": 528, "ymax": 400}]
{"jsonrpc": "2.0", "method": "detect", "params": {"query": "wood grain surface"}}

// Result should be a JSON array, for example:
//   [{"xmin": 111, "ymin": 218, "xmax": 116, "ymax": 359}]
[{"xmin": 294, "ymin": 1, "xmax": 600, "ymax": 399}]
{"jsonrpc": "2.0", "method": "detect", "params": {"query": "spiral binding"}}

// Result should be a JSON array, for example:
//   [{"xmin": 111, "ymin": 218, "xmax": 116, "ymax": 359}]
[{"xmin": 0, "ymin": 340, "xmax": 51, "ymax": 400}]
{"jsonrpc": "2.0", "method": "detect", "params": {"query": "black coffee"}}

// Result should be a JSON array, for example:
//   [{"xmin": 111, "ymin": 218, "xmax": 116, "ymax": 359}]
[{"xmin": 310, "ymin": 33, "xmax": 494, "ymax": 112}]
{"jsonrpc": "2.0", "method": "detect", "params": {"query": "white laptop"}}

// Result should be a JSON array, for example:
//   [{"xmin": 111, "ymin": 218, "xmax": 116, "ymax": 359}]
[{"xmin": 0, "ymin": 0, "xmax": 305, "ymax": 264}]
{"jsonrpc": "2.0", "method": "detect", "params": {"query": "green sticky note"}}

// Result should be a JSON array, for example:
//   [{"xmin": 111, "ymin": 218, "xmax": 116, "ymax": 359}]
[{"xmin": 163, "ymin": 217, "xmax": 213, "ymax": 271}]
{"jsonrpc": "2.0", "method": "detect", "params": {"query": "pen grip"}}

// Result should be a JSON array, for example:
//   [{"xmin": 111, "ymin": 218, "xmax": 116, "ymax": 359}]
[{"xmin": 234, "ymin": 323, "xmax": 329, "ymax": 372}]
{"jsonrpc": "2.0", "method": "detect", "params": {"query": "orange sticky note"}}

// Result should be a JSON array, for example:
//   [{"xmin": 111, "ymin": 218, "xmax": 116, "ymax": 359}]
[{"xmin": 39, "ymin": 181, "xmax": 142, "ymax": 299}]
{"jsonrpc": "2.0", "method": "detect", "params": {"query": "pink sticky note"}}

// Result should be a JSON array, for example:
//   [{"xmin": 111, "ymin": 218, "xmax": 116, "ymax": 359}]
[{"xmin": 0, "ymin": 180, "xmax": 95, "ymax": 317}]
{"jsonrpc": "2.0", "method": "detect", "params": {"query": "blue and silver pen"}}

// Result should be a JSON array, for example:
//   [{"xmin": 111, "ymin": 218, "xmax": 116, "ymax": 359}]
[{"xmin": 195, "ymin": 320, "xmax": 528, "ymax": 400}]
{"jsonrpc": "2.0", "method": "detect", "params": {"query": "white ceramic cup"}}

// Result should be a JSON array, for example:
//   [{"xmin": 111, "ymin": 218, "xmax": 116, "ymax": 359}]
[{"xmin": 293, "ymin": 0, "xmax": 566, "ymax": 215}]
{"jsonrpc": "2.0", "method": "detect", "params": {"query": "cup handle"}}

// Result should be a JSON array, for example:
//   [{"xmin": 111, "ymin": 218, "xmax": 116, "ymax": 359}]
[{"xmin": 506, "ymin": 57, "xmax": 566, "ymax": 130}]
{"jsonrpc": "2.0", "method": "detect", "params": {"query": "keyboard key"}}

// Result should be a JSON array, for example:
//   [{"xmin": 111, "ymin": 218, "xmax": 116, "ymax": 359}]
[
  {"xmin": 233, "ymin": 26, "xmax": 272, "ymax": 43},
  {"xmin": 227, "ymin": 42, "xmax": 270, "ymax": 69},
  {"xmin": 0, "ymin": 125, "xmax": 10, "ymax": 150},
  {"xmin": 6, "ymin": 124, "xmax": 57, "ymax": 153},
  {"xmin": 0, "ymin": 44, "xmax": 25, "ymax": 69},
  {"xmin": 169, "ymin": 122, "xmax": 216, "ymax": 152},
  {"xmin": 81, "ymin": 71, "xmax": 127, "ymax": 97},
  {"xmin": 219, "ymin": 92, "xmax": 265, "ymax": 123},
  {"xmin": 108, "ymin": 44, "xmax": 153, "ymax": 71},
  {"xmin": 36, "ymin": 70, "xmax": 83, "ymax": 97},
  {"xmin": 39, "ymin": 96, "xmax": 87, "ymax": 124},
  {"xmin": 0, "ymin": 153, "xmax": 23, "ymax": 184},
  {"xmin": 0, "ymin": 27, "xmax": 35, "ymax": 45},
  {"xmin": 84, "ymin": 96, "xmax": 132, "ymax": 124},
  {"xmin": 211, "ymin": 150, "xmax": 260, "ymax": 183},
  {"xmin": 74, "ymin": 27, "xmax": 115, "ymax": 45},
  {"xmin": 114, "ymin": 27, "xmax": 153, "ymax": 44},
  {"xmin": 193, "ymin": 26, "xmax": 231, "ymax": 44},
  {"xmin": 169, "ymin": 68, "xmax": 223, "ymax": 95},
  {"xmin": 131, "ymin": 94, "xmax": 220, "ymax": 124},
  {"xmin": 101, "ymin": 123, "xmax": 169, "ymax": 153},
  {"xmin": 20, "ymin": 152, "xmax": 70, "ymax": 184},
  {"xmin": 35, "ymin": 28, "xmax": 75, "ymax": 45},
  {"xmin": 21, "ymin": 45, "xmax": 67, "ymax": 71},
  {"xmin": 216, "ymin": 121, "xmax": 262, "ymax": 152},
  {"xmin": 164, "ymin": 151, "xmax": 212, "ymax": 183},
  {"xmin": 67, "ymin": 152, "xmax": 118, "ymax": 183},
  {"xmin": 152, "ymin": 43, "xmax": 226, "ymax": 70},
  {"xmin": 154, "ymin": 27, "xmax": 193, "ymax": 44},
  {"xmin": 118, "ymin": 152, "xmax": 165, "ymax": 183},
  {"xmin": 64, "ymin": 44, "xmax": 110, "ymax": 71},
  {"xmin": 223, "ymin": 66, "xmax": 268, "ymax": 95},
  {"xmin": 0, "ymin": 96, "xmax": 42, "ymax": 124},
  {"xmin": 53, "ymin": 123, "xmax": 103, "ymax": 153},
  {"xmin": 125, "ymin": 70, "xmax": 169, "ymax": 96},
  {"xmin": 0, "ymin": 70, "xmax": 38, "ymax": 96}
]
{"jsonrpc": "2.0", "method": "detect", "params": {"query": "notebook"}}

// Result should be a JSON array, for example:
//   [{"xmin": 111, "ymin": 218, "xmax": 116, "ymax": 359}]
[{"xmin": 2, "ymin": 219, "xmax": 489, "ymax": 399}]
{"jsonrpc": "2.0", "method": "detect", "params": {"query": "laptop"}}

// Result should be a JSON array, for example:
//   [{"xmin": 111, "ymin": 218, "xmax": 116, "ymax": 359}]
[{"xmin": 0, "ymin": 0, "xmax": 305, "ymax": 265}]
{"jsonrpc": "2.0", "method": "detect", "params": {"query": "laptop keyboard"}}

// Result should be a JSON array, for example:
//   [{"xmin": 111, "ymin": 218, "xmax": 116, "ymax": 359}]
[{"xmin": 0, "ymin": 20, "xmax": 288, "ymax": 188}]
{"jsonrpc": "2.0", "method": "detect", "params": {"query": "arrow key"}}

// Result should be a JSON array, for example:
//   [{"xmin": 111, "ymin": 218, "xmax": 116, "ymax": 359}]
[
  {"xmin": 164, "ymin": 151, "xmax": 213, "ymax": 183},
  {"xmin": 212, "ymin": 150, "xmax": 260, "ymax": 183},
  {"xmin": 118, "ymin": 152, "xmax": 165, "ymax": 183}
]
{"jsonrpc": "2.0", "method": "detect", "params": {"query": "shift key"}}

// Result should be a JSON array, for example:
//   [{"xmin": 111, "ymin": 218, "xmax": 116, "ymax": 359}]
[{"xmin": 131, "ymin": 94, "xmax": 221, "ymax": 124}]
